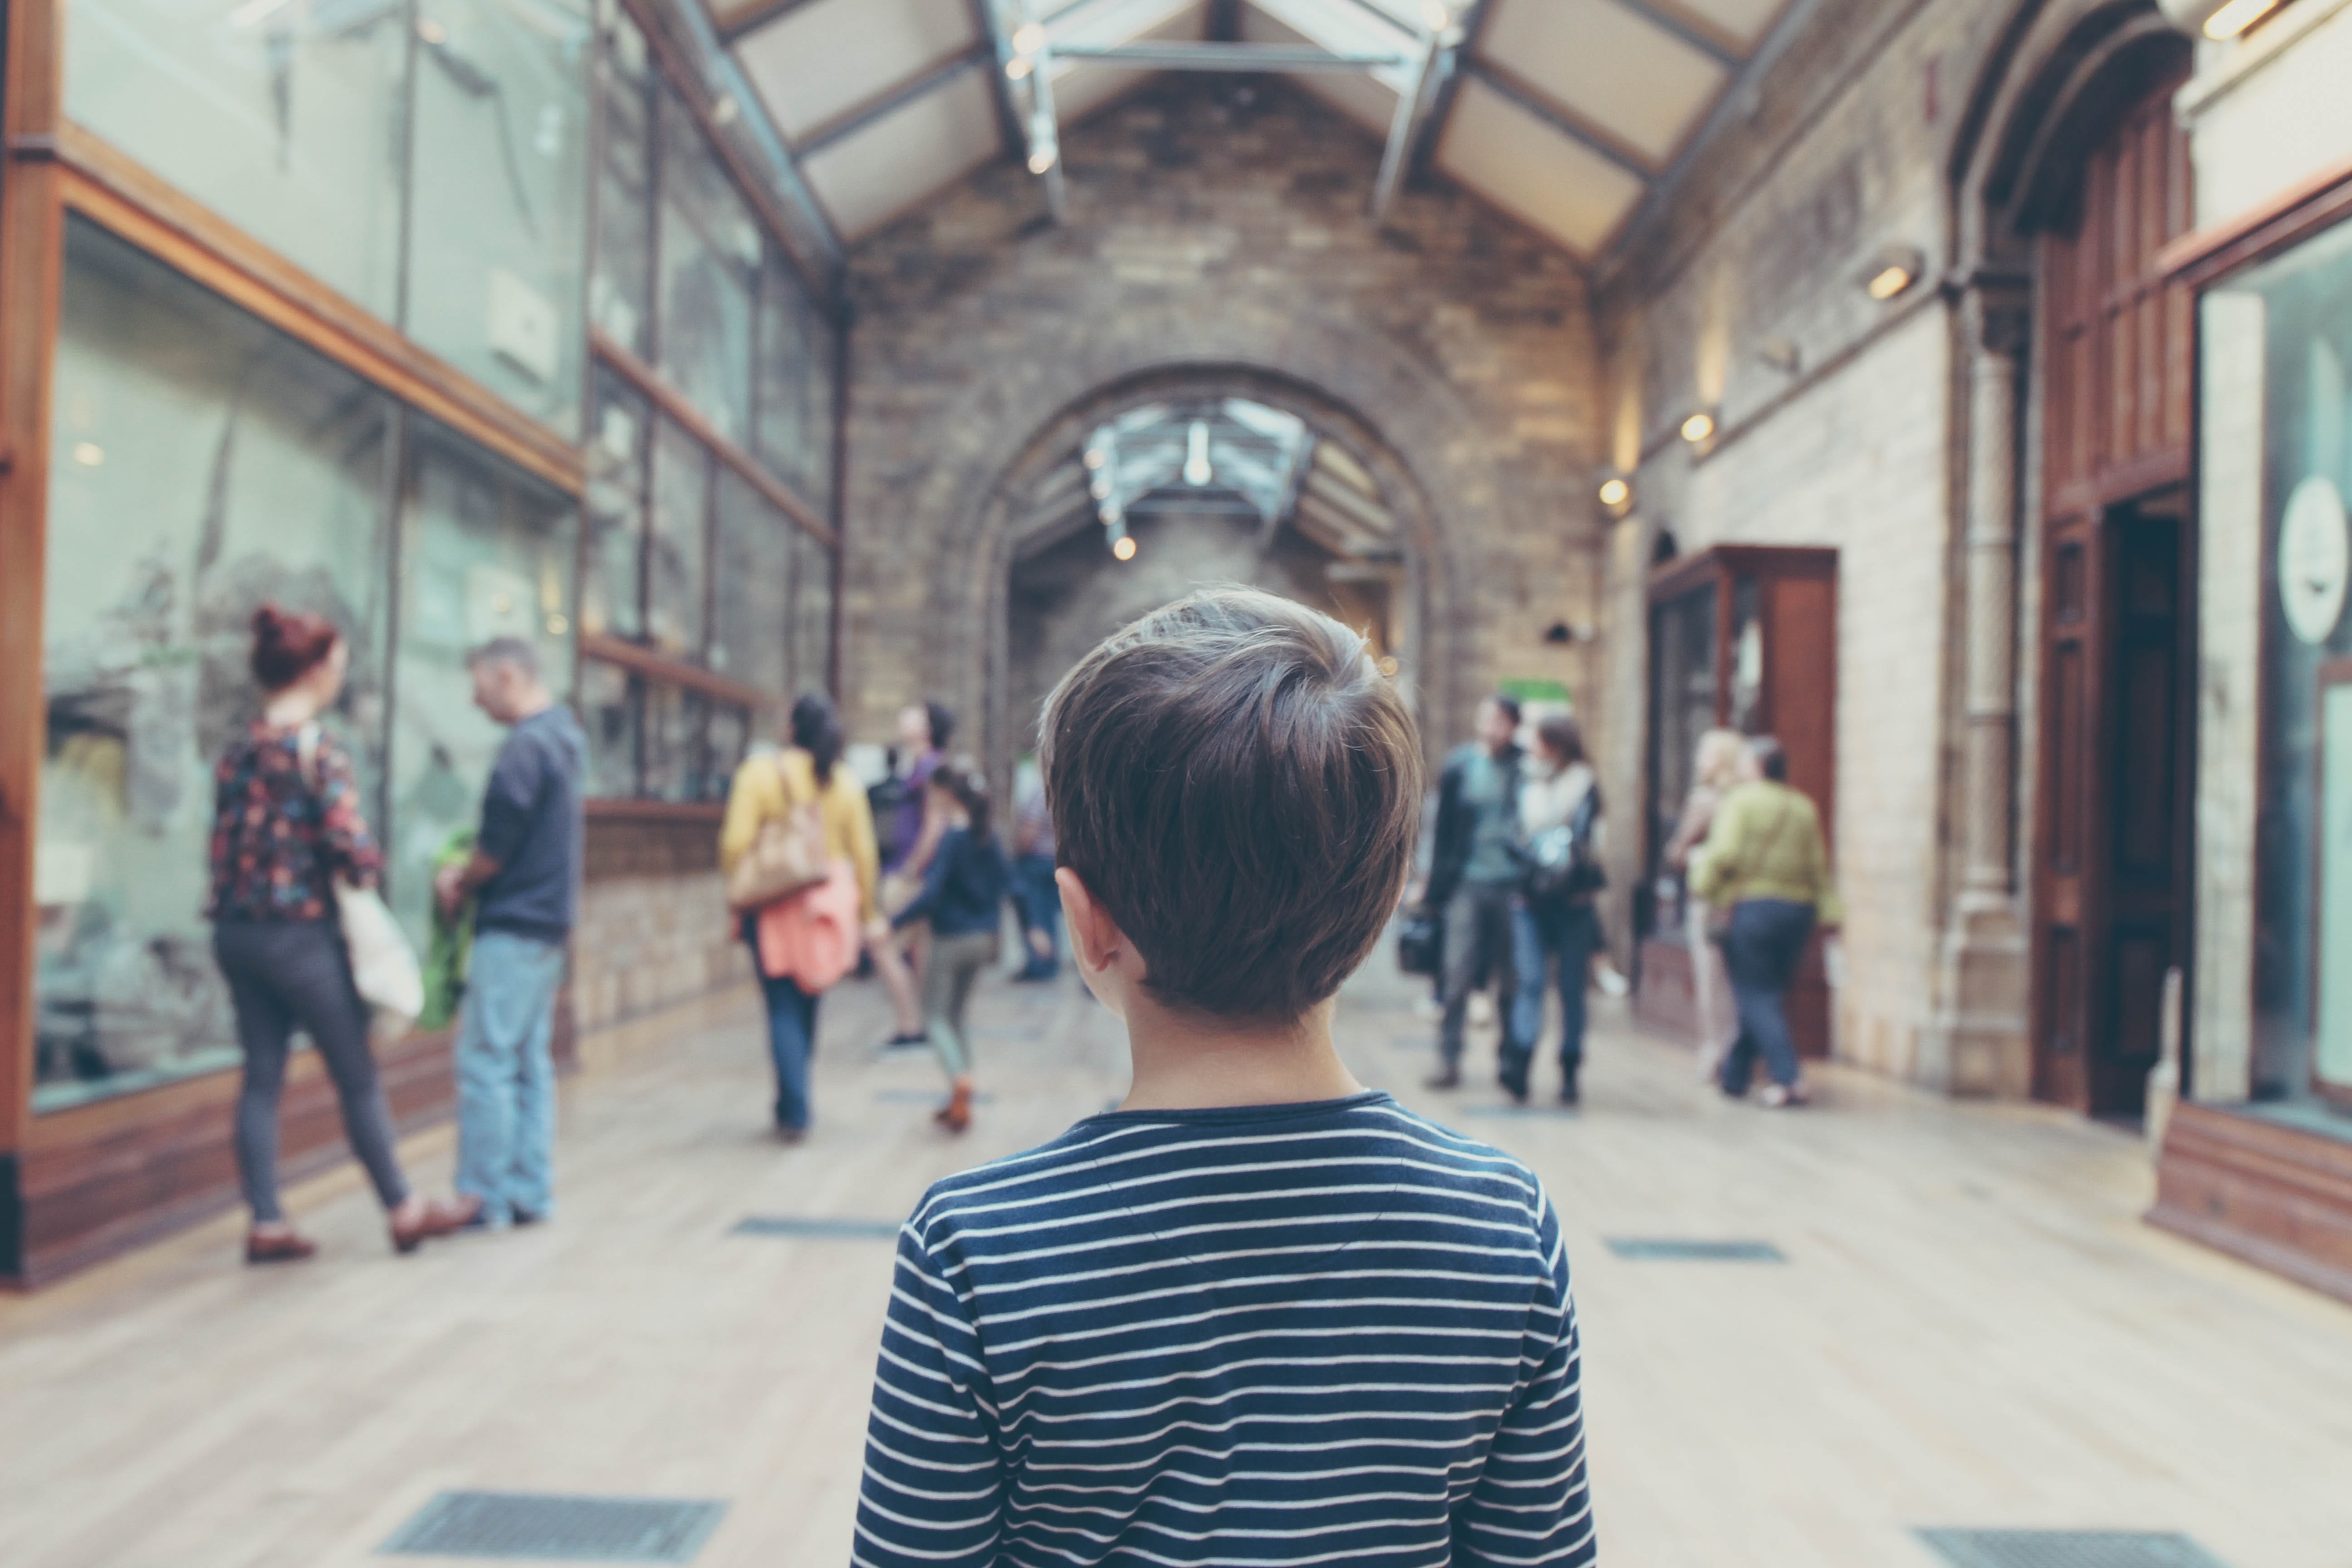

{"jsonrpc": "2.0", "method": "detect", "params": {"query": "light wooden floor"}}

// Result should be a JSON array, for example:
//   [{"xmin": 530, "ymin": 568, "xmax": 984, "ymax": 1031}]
[{"xmin": 4, "ymin": 957, "xmax": 2349, "ymax": 1568}]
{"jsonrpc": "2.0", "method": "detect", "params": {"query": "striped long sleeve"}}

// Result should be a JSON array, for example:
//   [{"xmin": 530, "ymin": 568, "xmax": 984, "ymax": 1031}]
[
  {"xmin": 856, "ymin": 1229, "xmax": 1005, "ymax": 1566},
  {"xmin": 851, "ymin": 1092, "xmax": 1597, "ymax": 1567},
  {"xmin": 1454, "ymin": 1194, "xmax": 1595, "ymax": 1566}
]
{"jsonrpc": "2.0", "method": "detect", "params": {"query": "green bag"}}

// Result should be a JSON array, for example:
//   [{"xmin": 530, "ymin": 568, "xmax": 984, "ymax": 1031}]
[{"xmin": 420, "ymin": 828, "xmax": 477, "ymax": 1032}]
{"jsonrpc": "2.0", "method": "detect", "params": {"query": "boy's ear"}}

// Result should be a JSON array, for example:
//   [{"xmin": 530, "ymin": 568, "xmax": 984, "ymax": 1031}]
[{"xmin": 1055, "ymin": 867, "xmax": 1138, "ymax": 981}]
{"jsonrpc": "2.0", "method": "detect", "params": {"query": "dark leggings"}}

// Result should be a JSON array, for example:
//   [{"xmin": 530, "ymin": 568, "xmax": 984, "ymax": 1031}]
[{"xmin": 213, "ymin": 920, "xmax": 412, "ymax": 1223}]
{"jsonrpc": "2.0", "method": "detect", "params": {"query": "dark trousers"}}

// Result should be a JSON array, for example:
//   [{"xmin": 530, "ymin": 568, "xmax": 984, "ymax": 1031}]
[
  {"xmin": 1439, "ymin": 883, "xmax": 1518, "ymax": 1067},
  {"xmin": 1719, "ymin": 898, "xmax": 1815, "ymax": 1094},
  {"xmin": 1507, "ymin": 899, "xmax": 1601, "ymax": 1078},
  {"xmin": 212, "ymin": 919, "xmax": 411, "ymax": 1223},
  {"xmin": 1010, "ymin": 853, "xmax": 1060, "ymax": 976},
  {"xmin": 744, "ymin": 916, "xmax": 818, "ymax": 1131}
]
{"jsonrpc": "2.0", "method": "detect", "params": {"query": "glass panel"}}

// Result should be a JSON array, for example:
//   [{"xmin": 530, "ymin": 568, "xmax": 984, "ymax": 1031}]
[
  {"xmin": 657, "ymin": 85, "xmax": 758, "ymax": 446},
  {"xmin": 711, "ymin": 466, "xmax": 793, "ymax": 696},
  {"xmin": 642, "ymin": 682, "xmax": 704, "ymax": 802},
  {"xmin": 706, "ymin": 704, "xmax": 751, "ymax": 800},
  {"xmin": 388, "ymin": 420, "xmax": 578, "ymax": 951},
  {"xmin": 36, "ymin": 218, "xmax": 396, "ymax": 1112},
  {"xmin": 583, "ymin": 367, "xmax": 647, "ymax": 641},
  {"xmin": 589, "ymin": 1, "xmax": 655, "ymax": 356},
  {"xmin": 755, "ymin": 245, "xmax": 833, "ymax": 503},
  {"xmin": 2218, "ymin": 216, "xmax": 2352, "ymax": 1115},
  {"xmin": 791, "ymin": 531, "xmax": 836, "ymax": 701},
  {"xmin": 1729, "ymin": 576, "xmax": 1764, "ymax": 734},
  {"xmin": 581, "ymin": 658, "xmax": 640, "ymax": 799},
  {"xmin": 1644, "ymin": 582, "xmax": 1716, "ymax": 937},
  {"xmin": 405, "ymin": 0, "xmax": 593, "ymax": 436},
  {"xmin": 64, "ymin": 0, "xmax": 406, "ymax": 318},
  {"xmin": 647, "ymin": 416, "xmax": 710, "ymax": 661}
]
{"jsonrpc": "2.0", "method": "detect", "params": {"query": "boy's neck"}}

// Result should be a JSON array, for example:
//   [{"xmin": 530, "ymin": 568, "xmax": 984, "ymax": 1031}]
[{"xmin": 1118, "ymin": 996, "xmax": 1364, "ymax": 1112}]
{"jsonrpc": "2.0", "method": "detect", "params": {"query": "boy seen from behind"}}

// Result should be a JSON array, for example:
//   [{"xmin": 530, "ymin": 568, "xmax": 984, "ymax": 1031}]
[{"xmin": 853, "ymin": 588, "xmax": 1596, "ymax": 1567}]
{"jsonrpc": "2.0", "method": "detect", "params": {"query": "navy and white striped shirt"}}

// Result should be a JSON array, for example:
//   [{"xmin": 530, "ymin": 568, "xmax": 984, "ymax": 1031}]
[{"xmin": 854, "ymin": 1092, "xmax": 1594, "ymax": 1566}]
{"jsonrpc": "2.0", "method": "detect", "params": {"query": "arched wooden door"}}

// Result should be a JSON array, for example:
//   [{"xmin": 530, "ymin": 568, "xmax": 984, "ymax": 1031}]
[{"xmin": 2031, "ymin": 58, "xmax": 2196, "ymax": 1118}]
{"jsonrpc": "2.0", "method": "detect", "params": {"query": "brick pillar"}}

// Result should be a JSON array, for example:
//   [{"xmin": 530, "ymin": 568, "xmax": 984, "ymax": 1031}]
[{"xmin": 1926, "ymin": 284, "xmax": 2033, "ymax": 1097}]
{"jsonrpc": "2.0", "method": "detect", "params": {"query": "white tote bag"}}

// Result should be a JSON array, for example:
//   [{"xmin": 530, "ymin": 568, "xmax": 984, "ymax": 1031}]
[{"xmin": 299, "ymin": 725, "xmax": 424, "ymax": 1043}]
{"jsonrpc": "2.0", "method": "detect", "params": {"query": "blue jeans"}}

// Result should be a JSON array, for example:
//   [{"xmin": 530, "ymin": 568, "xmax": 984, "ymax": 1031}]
[
  {"xmin": 744, "ymin": 915, "xmax": 818, "ymax": 1130},
  {"xmin": 1719, "ymin": 899, "xmax": 1816, "ymax": 1094},
  {"xmin": 455, "ymin": 929, "xmax": 566, "ymax": 1225},
  {"xmin": 1010, "ymin": 853, "xmax": 1060, "ymax": 975},
  {"xmin": 1507, "ymin": 899, "xmax": 1601, "ymax": 1079}
]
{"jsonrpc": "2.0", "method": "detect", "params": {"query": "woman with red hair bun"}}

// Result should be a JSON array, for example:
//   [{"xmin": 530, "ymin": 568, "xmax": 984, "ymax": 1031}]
[{"xmin": 206, "ymin": 604, "xmax": 472, "ymax": 1264}]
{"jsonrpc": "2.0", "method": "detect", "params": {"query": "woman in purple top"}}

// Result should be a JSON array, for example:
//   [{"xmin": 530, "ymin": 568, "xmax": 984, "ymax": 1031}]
[{"xmin": 871, "ymin": 701, "xmax": 956, "ymax": 1048}]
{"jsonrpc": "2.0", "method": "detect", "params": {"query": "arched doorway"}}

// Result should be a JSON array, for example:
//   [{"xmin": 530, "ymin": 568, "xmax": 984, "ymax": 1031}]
[
  {"xmin": 1949, "ymin": 2, "xmax": 2197, "ymax": 1115},
  {"xmin": 960, "ymin": 367, "xmax": 1447, "ymax": 790}
]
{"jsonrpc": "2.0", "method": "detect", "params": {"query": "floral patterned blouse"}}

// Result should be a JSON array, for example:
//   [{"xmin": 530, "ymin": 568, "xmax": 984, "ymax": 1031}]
[{"xmin": 206, "ymin": 721, "xmax": 384, "ymax": 922}]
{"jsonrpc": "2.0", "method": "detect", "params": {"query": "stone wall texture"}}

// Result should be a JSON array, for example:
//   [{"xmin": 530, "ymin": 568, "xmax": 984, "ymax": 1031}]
[
  {"xmin": 1589, "ymin": 0, "xmax": 2071, "ymax": 1078},
  {"xmin": 840, "ymin": 74, "xmax": 1607, "ymax": 775}
]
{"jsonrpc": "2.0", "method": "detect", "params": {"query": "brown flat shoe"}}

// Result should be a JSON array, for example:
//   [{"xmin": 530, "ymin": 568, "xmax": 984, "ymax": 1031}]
[
  {"xmin": 245, "ymin": 1230, "xmax": 317, "ymax": 1265},
  {"xmin": 390, "ymin": 1196, "xmax": 480, "ymax": 1255}
]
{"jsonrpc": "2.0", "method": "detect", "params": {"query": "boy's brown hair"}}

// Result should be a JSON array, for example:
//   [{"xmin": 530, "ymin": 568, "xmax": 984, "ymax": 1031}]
[{"xmin": 1038, "ymin": 587, "xmax": 1424, "ymax": 1022}]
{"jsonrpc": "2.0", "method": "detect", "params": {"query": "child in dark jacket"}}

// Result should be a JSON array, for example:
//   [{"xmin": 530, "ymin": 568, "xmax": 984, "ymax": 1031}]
[{"xmin": 890, "ymin": 763, "xmax": 1008, "ymax": 1131}]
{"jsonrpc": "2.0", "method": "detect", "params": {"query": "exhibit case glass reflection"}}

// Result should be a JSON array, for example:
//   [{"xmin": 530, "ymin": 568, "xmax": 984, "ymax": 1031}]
[
  {"xmin": 36, "ymin": 220, "xmax": 398, "ymax": 1112},
  {"xmin": 2205, "ymin": 213, "xmax": 2352, "ymax": 1114}
]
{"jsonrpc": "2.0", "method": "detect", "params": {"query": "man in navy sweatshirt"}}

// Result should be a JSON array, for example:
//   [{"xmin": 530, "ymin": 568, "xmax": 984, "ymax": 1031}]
[{"xmin": 436, "ymin": 637, "xmax": 586, "ymax": 1231}]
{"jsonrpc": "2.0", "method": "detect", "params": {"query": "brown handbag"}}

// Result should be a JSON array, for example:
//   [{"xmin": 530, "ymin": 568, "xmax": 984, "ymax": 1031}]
[{"xmin": 726, "ymin": 755, "xmax": 830, "ymax": 913}]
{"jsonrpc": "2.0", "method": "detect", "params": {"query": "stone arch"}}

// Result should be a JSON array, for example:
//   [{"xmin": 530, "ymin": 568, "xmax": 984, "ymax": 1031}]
[
  {"xmin": 883, "ymin": 301, "xmax": 1532, "ymax": 781},
  {"xmin": 1945, "ymin": 0, "xmax": 2191, "ymax": 273}
]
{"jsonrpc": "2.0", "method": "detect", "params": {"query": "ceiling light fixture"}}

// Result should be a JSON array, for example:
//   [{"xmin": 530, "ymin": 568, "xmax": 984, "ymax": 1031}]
[
  {"xmin": 71, "ymin": 441, "xmax": 104, "ymax": 467},
  {"xmin": 1026, "ymin": 108, "xmax": 1058, "ymax": 175},
  {"xmin": 1184, "ymin": 421, "xmax": 1214, "ymax": 487},
  {"xmin": 1422, "ymin": 3, "xmax": 1450, "ymax": 27},
  {"xmin": 1006, "ymin": 55, "xmax": 1033, "ymax": 80},
  {"xmin": 1597, "ymin": 477, "xmax": 1630, "ymax": 509},
  {"xmin": 1680, "ymin": 412, "xmax": 1716, "ymax": 445},
  {"xmin": 1083, "ymin": 446, "xmax": 1107, "ymax": 470},
  {"xmin": 1012, "ymin": 21, "xmax": 1047, "ymax": 54},
  {"xmin": 1112, "ymin": 535, "xmax": 1138, "ymax": 562},
  {"xmin": 1861, "ymin": 244, "xmax": 1926, "ymax": 302}
]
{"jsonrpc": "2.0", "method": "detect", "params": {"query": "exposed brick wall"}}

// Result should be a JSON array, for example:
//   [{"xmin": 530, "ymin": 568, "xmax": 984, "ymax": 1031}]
[
  {"xmin": 574, "ymin": 817, "xmax": 749, "ymax": 1037},
  {"xmin": 841, "ymin": 74, "xmax": 1606, "ymax": 772}
]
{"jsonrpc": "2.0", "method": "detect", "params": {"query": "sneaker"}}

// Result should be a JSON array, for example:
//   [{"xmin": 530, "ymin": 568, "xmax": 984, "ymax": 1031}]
[
  {"xmin": 1424, "ymin": 1065, "xmax": 1462, "ymax": 1091},
  {"xmin": 1594, "ymin": 963, "xmax": 1631, "ymax": 999},
  {"xmin": 1758, "ymin": 1083, "xmax": 1808, "ymax": 1109},
  {"xmin": 880, "ymin": 1031, "xmax": 929, "ymax": 1052},
  {"xmin": 1469, "ymin": 993, "xmax": 1496, "ymax": 1028},
  {"xmin": 1559, "ymin": 1071, "xmax": 1581, "ymax": 1107},
  {"xmin": 1498, "ymin": 1065, "xmax": 1529, "ymax": 1105}
]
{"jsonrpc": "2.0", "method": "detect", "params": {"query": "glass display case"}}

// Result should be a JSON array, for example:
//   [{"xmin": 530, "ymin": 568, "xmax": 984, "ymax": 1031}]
[
  {"xmin": 1636, "ymin": 545, "xmax": 1839, "ymax": 1057},
  {"xmin": 2205, "ymin": 212, "xmax": 2352, "ymax": 1114}
]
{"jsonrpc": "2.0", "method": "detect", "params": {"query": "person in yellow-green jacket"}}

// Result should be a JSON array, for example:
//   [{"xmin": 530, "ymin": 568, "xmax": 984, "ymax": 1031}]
[{"xmin": 1690, "ymin": 736, "xmax": 1842, "ymax": 1108}]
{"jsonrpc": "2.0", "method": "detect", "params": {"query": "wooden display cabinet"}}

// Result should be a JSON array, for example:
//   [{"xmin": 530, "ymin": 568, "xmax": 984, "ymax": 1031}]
[{"xmin": 1634, "ymin": 546, "xmax": 1838, "ymax": 1058}]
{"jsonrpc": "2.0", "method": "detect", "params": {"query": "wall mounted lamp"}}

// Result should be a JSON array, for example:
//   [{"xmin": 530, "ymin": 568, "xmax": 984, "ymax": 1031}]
[
  {"xmin": 1862, "ymin": 245, "xmax": 1926, "ymax": 302},
  {"xmin": 1680, "ymin": 411, "xmax": 1716, "ymax": 446}
]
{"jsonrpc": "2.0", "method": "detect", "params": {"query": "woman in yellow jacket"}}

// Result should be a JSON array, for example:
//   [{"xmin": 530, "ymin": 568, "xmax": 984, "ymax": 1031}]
[
  {"xmin": 719, "ymin": 693, "xmax": 880, "ymax": 1141},
  {"xmin": 1690, "ymin": 735, "xmax": 1842, "ymax": 1108}
]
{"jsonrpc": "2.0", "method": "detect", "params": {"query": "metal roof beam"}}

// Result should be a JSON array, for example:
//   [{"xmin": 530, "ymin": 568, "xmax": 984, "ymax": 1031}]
[
  {"xmin": 1054, "ymin": 40, "xmax": 1411, "ymax": 70},
  {"xmin": 1612, "ymin": 0, "xmax": 1740, "ymax": 67},
  {"xmin": 715, "ymin": 0, "xmax": 827, "ymax": 45},
  {"xmin": 794, "ymin": 43, "xmax": 992, "ymax": 157},
  {"xmin": 1460, "ymin": 58, "xmax": 1655, "ymax": 180},
  {"xmin": 969, "ymin": 0, "xmax": 1031, "ymax": 155},
  {"xmin": 1371, "ymin": 22, "xmax": 1444, "ymax": 223}
]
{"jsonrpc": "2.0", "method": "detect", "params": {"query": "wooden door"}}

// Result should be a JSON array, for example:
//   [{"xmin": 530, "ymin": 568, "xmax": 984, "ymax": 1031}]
[{"xmin": 2031, "ymin": 58, "xmax": 2194, "ymax": 1115}]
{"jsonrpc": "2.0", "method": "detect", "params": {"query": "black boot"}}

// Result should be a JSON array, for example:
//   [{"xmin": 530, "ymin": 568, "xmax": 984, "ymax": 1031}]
[
  {"xmin": 1558, "ymin": 1062, "xmax": 1581, "ymax": 1107},
  {"xmin": 1424, "ymin": 1063, "xmax": 1462, "ymax": 1090}
]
